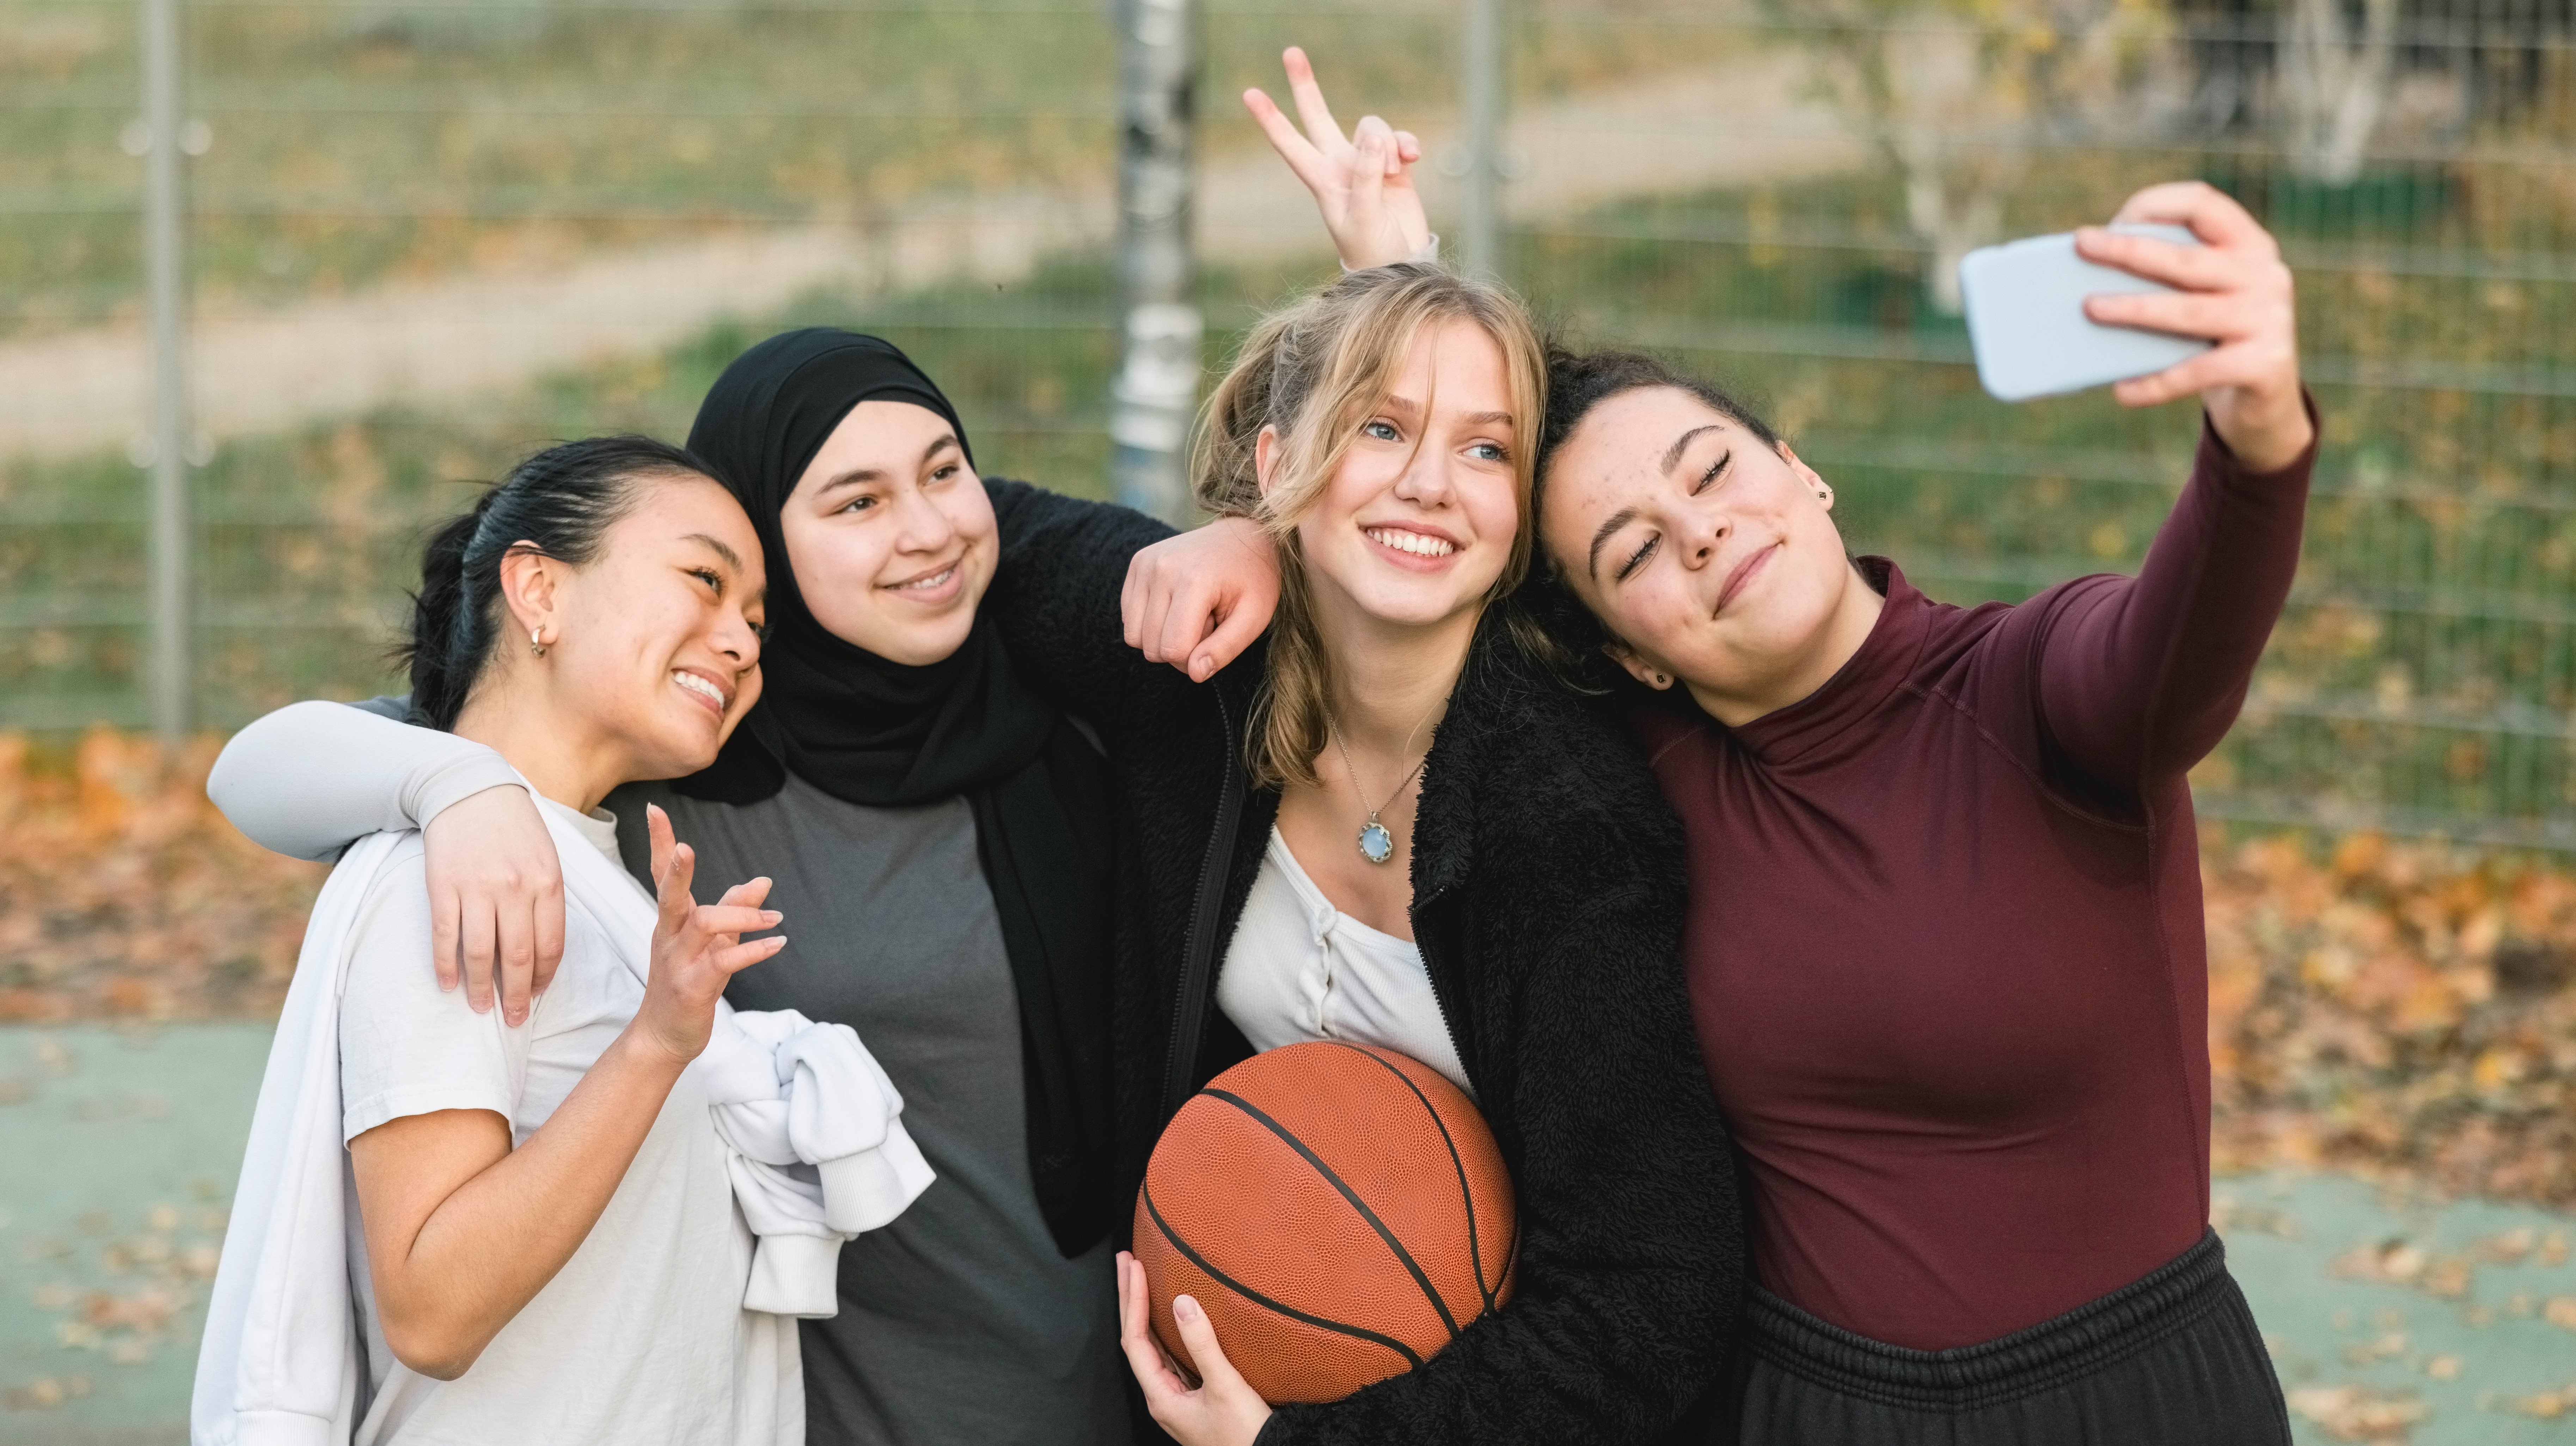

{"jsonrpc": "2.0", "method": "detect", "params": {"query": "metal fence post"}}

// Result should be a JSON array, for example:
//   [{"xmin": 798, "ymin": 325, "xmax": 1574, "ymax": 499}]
[
  {"xmin": 140, "ymin": 0, "xmax": 192, "ymax": 746},
  {"xmin": 1107, "ymin": 0, "xmax": 1201, "ymax": 524},
  {"xmin": 1458, "ymin": 0, "xmax": 1504, "ymax": 277}
]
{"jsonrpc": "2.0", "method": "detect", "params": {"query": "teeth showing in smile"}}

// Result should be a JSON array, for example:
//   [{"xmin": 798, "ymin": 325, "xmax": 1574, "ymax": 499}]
[
  {"xmin": 1365, "ymin": 527, "xmax": 1456, "ymax": 558},
  {"xmin": 890, "ymin": 566, "xmax": 957, "ymax": 592},
  {"xmin": 673, "ymin": 671, "xmax": 727, "ymax": 708}
]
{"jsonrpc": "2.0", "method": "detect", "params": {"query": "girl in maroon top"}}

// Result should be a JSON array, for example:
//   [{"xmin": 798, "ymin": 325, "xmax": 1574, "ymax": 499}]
[
  {"xmin": 1132, "ymin": 67, "xmax": 2314, "ymax": 1442},
  {"xmin": 1525, "ymin": 183, "xmax": 2311, "ymax": 1444}
]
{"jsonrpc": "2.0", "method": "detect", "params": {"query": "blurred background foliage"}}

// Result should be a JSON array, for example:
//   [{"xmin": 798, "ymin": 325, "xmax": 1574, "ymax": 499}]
[{"xmin": 7, "ymin": 0, "xmax": 2576, "ymax": 848}]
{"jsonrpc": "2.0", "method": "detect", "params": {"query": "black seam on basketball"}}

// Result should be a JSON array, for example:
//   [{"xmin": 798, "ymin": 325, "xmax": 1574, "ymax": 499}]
[
  {"xmin": 1320, "ymin": 1041, "xmax": 1500, "ymax": 1319},
  {"xmin": 1141, "ymin": 1185, "xmax": 1425, "ymax": 1371},
  {"xmin": 1201, "ymin": 1087, "xmax": 1466, "ymax": 1341}
]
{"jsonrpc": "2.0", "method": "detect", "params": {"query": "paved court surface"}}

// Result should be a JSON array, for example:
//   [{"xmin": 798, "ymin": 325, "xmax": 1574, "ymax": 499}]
[{"xmin": 3, "ymin": 1025, "xmax": 2571, "ymax": 1445}]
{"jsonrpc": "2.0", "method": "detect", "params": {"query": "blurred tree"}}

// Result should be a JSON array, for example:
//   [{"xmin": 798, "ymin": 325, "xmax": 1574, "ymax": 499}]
[
  {"xmin": 1772, "ymin": 0, "xmax": 2189, "ymax": 311},
  {"xmin": 2279, "ymin": 0, "xmax": 2403, "ymax": 183}
]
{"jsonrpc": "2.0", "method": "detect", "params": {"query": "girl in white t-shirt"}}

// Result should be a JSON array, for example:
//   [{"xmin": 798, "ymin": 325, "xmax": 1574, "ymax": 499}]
[{"xmin": 196, "ymin": 436, "xmax": 920, "ymax": 1446}]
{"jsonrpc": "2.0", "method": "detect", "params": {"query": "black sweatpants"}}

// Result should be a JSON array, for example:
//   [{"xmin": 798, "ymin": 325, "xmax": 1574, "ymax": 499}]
[{"xmin": 1723, "ymin": 1231, "xmax": 2291, "ymax": 1446}]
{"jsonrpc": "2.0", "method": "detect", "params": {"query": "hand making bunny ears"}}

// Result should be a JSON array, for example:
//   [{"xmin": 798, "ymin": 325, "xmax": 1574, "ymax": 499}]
[{"xmin": 1242, "ymin": 46, "xmax": 1435, "ymax": 272}]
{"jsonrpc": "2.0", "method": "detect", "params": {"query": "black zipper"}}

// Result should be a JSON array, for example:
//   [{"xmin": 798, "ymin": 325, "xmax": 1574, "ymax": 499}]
[{"xmin": 1161, "ymin": 687, "xmax": 1248, "ymax": 1121}]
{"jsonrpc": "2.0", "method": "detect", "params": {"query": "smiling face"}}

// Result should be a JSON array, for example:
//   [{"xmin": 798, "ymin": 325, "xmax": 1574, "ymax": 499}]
[
  {"xmin": 777, "ymin": 398, "xmax": 995, "ymax": 666},
  {"xmin": 1539, "ymin": 385, "xmax": 1882, "ymax": 724},
  {"xmin": 1265, "ymin": 318, "xmax": 1522, "ymax": 634},
  {"xmin": 534, "ymin": 475, "xmax": 768, "ymax": 779}
]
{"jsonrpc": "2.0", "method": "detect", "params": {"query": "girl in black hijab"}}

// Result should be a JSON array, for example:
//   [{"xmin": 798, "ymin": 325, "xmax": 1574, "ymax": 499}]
[
  {"xmin": 201, "ymin": 329, "xmax": 1282, "ymax": 1445},
  {"xmin": 677, "ymin": 328, "xmax": 1119, "ymax": 1265}
]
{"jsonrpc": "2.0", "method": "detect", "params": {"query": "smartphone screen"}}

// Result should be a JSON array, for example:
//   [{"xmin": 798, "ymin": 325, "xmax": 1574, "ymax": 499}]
[{"xmin": 1958, "ymin": 225, "xmax": 2214, "ymax": 402}]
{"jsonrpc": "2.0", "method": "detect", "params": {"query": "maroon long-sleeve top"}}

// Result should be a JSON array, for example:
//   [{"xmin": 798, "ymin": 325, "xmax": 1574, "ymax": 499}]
[{"xmin": 1636, "ymin": 411, "xmax": 2317, "ymax": 1350}]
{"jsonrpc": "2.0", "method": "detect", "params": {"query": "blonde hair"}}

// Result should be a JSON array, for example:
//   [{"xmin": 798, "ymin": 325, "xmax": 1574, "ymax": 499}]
[{"xmin": 1194, "ymin": 263, "xmax": 1549, "ymax": 790}]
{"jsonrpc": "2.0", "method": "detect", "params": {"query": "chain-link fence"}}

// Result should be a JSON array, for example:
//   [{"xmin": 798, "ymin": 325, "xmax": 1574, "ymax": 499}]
[{"xmin": 4, "ymin": 0, "xmax": 2575, "ymax": 848}]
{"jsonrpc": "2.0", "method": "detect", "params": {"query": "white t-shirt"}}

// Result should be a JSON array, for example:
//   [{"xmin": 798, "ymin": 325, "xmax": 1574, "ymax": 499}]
[
  {"xmin": 1216, "ymin": 826, "xmax": 1471, "ymax": 1094},
  {"xmin": 337, "ymin": 800, "xmax": 797, "ymax": 1446}
]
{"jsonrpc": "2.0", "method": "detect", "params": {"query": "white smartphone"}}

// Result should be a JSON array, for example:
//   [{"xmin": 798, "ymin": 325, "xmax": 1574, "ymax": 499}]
[{"xmin": 1957, "ymin": 224, "xmax": 2214, "ymax": 403}]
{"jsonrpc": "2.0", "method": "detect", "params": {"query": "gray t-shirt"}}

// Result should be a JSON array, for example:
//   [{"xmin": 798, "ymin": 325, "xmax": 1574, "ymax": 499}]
[{"xmin": 610, "ymin": 771, "xmax": 1130, "ymax": 1446}]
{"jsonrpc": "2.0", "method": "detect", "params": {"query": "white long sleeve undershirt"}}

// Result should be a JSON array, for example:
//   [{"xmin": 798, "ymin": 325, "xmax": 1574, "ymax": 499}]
[{"xmin": 207, "ymin": 700, "xmax": 522, "ymax": 862}]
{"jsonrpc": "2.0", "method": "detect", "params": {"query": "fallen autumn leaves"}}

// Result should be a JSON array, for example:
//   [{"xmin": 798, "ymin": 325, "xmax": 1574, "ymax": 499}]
[
  {"xmin": 0, "ymin": 729, "xmax": 323, "ymax": 1024},
  {"xmin": 4, "ymin": 727, "xmax": 2576, "ymax": 1210},
  {"xmin": 2207, "ymin": 830, "xmax": 2576, "ymax": 1207}
]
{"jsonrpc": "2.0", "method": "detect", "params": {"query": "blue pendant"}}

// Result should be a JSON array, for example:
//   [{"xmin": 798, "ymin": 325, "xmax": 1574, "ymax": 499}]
[{"xmin": 1358, "ymin": 820, "xmax": 1395, "ymax": 864}]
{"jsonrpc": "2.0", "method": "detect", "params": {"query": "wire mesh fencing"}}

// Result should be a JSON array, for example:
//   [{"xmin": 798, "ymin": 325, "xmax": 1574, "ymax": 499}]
[{"xmin": 2, "ymin": 0, "xmax": 2574, "ymax": 847}]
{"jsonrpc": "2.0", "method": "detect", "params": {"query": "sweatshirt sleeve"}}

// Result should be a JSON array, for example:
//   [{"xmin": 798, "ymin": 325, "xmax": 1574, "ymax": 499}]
[
  {"xmin": 981, "ymin": 477, "xmax": 1187, "ymax": 744},
  {"xmin": 1261, "ymin": 887, "xmax": 1742, "ymax": 1446},
  {"xmin": 2032, "ymin": 398, "xmax": 2318, "ymax": 789},
  {"xmin": 206, "ymin": 700, "xmax": 524, "ymax": 862}
]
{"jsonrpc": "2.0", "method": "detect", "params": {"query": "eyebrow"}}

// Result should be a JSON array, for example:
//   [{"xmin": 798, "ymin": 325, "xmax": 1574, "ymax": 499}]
[
  {"xmin": 683, "ymin": 532, "xmax": 743, "ymax": 571},
  {"xmin": 1463, "ymin": 410, "xmax": 1515, "ymax": 429},
  {"xmin": 1662, "ymin": 423, "xmax": 1723, "ymax": 476},
  {"xmin": 812, "ymin": 433, "xmax": 962, "ymax": 494},
  {"xmin": 1586, "ymin": 506, "xmax": 1639, "ymax": 581}
]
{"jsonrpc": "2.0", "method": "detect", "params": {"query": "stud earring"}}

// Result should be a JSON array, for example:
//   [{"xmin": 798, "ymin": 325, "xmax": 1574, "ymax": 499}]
[
  {"xmin": 1816, "ymin": 490, "xmax": 1831, "ymax": 501},
  {"xmin": 1652, "ymin": 672, "xmax": 1670, "ymax": 687},
  {"xmin": 530, "ymin": 627, "xmax": 549, "ymax": 658}
]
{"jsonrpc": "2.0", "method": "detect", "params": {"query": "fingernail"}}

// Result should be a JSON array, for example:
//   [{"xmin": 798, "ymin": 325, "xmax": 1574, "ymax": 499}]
[
  {"xmin": 760, "ymin": 910, "xmax": 782, "ymax": 924},
  {"xmin": 1175, "ymin": 1295, "xmax": 1200, "ymax": 1322}
]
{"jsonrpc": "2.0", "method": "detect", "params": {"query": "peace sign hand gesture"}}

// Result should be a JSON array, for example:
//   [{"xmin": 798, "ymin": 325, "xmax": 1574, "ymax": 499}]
[
  {"xmin": 632, "ymin": 803, "xmax": 786, "ymax": 1066},
  {"xmin": 1242, "ymin": 46, "xmax": 1433, "ymax": 273}
]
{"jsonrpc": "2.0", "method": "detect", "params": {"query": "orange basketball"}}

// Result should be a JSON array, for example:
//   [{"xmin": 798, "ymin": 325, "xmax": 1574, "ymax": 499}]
[{"xmin": 1131, "ymin": 1040, "xmax": 1519, "ymax": 1405}]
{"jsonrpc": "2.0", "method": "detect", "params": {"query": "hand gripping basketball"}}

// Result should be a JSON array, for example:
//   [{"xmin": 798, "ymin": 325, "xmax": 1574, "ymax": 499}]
[{"xmin": 1119, "ymin": 1251, "xmax": 1273, "ymax": 1446}]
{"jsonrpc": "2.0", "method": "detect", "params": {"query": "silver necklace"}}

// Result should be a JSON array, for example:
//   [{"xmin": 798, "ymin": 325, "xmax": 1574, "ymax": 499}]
[{"xmin": 1324, "ymin": 704, "xmax": 1434, "ymax": 865}]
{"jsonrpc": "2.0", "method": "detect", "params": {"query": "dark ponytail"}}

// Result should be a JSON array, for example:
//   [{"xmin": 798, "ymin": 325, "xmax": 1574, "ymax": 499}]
[{"xmin": 399, "ymin": 434, "xmax": 714, "ymax": 731}]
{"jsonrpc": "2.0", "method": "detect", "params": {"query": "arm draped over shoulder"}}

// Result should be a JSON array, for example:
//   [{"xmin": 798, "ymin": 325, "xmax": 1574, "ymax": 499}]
[{"xmin": 982, "ymin": 477, "xmax": 1191, "ymax": 741}]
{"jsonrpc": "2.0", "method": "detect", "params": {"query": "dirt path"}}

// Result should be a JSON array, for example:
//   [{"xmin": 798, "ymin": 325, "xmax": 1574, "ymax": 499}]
[{"xmin": 0, "ymin": 60, "xmax": 1858, "ymax": 463}]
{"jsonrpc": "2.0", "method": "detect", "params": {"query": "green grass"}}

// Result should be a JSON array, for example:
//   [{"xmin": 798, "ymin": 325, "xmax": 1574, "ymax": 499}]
[{"xmin": 0, "ymin": 0, "xmax": 1765, "ymax": 337}]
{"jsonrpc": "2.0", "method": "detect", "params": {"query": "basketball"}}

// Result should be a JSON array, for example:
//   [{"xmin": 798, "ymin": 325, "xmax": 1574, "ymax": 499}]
[{"xmin": 1130, "ymin": 1040, "xmax": 1518, "ymax": 1405}]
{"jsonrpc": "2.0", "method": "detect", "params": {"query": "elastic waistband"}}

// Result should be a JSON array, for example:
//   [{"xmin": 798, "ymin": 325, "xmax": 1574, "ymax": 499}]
[{"xmin": 1744, "ymin": 1230, "xmax": 2238, "ymax": 1411}]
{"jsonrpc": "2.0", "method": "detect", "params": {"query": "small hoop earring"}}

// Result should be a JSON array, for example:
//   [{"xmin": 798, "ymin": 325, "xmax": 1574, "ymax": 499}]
[{"xmin": 530, "ymin": 627, "xmax": 549, "ymax": 658}]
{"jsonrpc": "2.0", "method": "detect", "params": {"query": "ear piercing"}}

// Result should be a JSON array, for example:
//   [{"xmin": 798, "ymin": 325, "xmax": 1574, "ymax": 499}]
[
  {"xmin": 530, "ymin": 627, "xmax": 549, "ymax": 658},
  {"xmin": 1816, "ymin": 490, "xmax": 1831, "ymax": 501},
  {"xmin": 1652, "ymin": 672, "xmax": 1670, "ymax": 687}
]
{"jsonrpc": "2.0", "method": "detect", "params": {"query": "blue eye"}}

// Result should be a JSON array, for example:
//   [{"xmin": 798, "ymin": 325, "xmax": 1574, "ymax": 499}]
[
  {"xmin": 1362, "ymin": 420, "xmax": 1400, "ymax": 442},
  {"xmin": 1468, "ymin": 442, "xmax": 1507, "ymax": 463}
]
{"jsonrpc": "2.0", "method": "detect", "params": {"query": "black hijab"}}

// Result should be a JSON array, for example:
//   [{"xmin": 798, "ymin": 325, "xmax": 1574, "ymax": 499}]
[
  {"xmin": 678, "ymin": 329, "xmax": 1055, "ymax": 807},
  {"xmin": 679, "ymin": 329, "xmax": 1116, "ymax": 1258}
]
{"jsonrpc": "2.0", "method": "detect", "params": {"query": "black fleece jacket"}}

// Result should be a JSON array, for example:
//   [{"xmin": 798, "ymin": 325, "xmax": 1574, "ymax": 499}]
[{"xmin": 984, "ymin": 479, "xmax": 1746, "ymax": 1446}]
